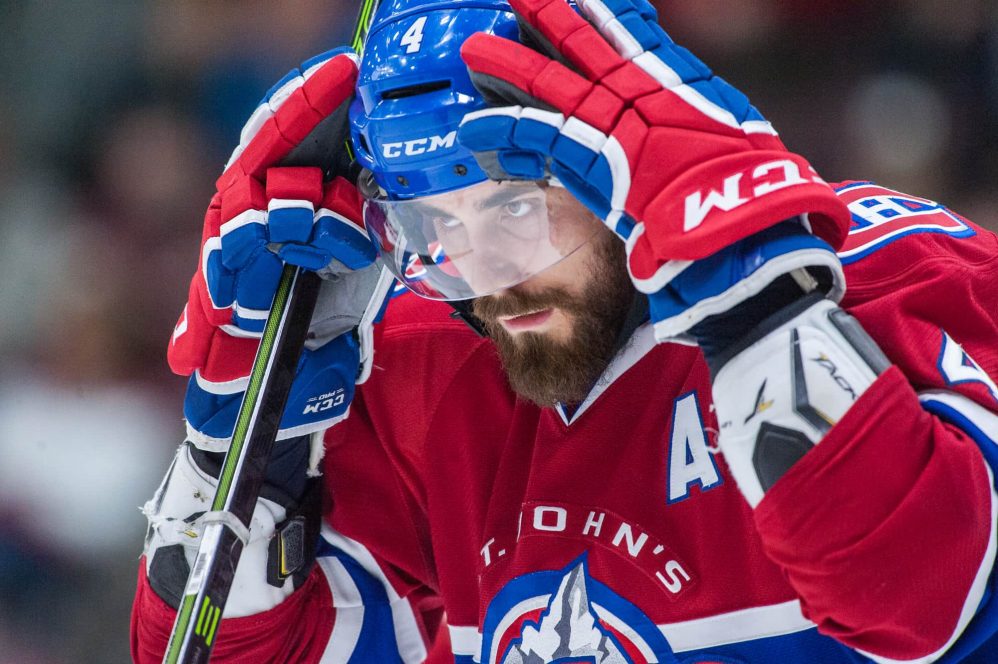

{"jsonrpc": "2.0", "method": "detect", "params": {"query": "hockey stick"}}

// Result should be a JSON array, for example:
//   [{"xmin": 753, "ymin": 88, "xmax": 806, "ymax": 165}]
[{"xmin": 161, "ymin": 2, "xmax": 382, "ymax": 661}]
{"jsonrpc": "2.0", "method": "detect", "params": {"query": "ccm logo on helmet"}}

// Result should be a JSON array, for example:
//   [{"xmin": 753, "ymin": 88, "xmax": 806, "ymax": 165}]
[
  {"xmin": 685, "ymin": 158, "xmax": 826, "ymax": 232},
  {"xmin": 381, "ymin": 131, "xmax": 456, "ymax": 158}
]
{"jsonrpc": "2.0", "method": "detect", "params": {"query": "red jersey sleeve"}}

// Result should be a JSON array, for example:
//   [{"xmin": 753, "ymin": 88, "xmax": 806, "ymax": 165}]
[{"xmin": 754, "ymin": 183, "xmax": 998, "ymax": 662}]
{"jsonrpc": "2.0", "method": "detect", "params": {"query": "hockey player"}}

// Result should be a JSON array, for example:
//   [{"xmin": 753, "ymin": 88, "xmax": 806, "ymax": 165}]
[{"xmin": 132, "ymin": 0, "xmax": 998, "ymax": 661}]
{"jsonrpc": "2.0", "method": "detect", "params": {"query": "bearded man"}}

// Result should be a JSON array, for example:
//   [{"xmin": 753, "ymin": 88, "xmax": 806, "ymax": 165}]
[{"xmin": 132, "ymin": 0, "xmax": 998, "ymax": 662}]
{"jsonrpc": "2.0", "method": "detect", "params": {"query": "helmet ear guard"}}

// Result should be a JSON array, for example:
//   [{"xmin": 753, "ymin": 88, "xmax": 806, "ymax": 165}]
[{"xmin": 357, "ymin": 168, "xmax": 384, "ymax": 200}]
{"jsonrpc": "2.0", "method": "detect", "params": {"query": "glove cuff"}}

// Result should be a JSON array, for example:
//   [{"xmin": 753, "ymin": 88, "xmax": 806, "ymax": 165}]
[
  {"xmin": 181, "ymin": 333, "xmax": 360, "ymax": 450},
  {"xmin": 635, "ymin": 150, "xmax": 849, "ymax": 266},
  {"xmin": 645, "ymin": 221, "xmax": 846, "ymax": 341}
]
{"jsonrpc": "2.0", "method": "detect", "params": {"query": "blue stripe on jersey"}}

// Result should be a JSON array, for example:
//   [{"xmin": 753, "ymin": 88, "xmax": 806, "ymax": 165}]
[
  {"xmin": 676, "ymin": 627, "xmax": 868, "ymax": 663},
  {"xmin": 453, "ymin": 656, "xmax": 476, "ymax": 664},
  {"xmin": 833, "ymin": 181, "xmax": 876, "ymax": 193},
  {"xmin": 315, "ymin": 538, "xmax": 406, "ymax": 663},
  {"xmin": 919, "ymin": 396, "xmax": 998, "ymax": 662},
  {"xmin": 840, "ymin": 225, "xmax": 976, "ymax": 266}
]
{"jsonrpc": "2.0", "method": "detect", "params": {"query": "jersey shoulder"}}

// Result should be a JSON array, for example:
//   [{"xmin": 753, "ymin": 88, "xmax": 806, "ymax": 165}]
[
  {"xmin": 377, "ymin": 287, "xmax": 481, "ymax": 343},
  {"xmin": 832, "ymin": 181, "xmax": 998, "ymax": 284},
  {"xmin": 345, "ymin": 285, "xmax": 508, "ymax": 459},
  {"xmin": 831, "ymin": 183, "xmax": 998, "ymax": 407},
  {"xmin": 368, "ymin": 286, "xmax": 501, "ymax": 399}
]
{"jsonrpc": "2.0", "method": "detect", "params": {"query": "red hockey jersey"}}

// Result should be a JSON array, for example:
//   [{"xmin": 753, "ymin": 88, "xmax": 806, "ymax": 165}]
[{"xmin": 132, "ymin": 183, "xmax": 998, "ymax": 663}]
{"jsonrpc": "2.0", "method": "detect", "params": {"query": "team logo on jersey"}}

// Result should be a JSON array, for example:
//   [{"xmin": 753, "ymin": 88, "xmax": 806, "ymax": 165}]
[
  {"xmin": 482, "ymin": 557, "xmax": 727, "ymax": 664},
  {"xmin": 483, "ymin": 557, "xmax": 672, "ymax": 664},
  {"xmin": 835, "ymin": 182, "xmax": 975, "ymax": 264}
]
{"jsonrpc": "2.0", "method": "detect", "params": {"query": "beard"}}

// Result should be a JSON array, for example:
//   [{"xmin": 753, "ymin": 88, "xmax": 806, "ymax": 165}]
[{"xmin": 471, "ymin": 231, "xmax": 636, "ymax": 408}]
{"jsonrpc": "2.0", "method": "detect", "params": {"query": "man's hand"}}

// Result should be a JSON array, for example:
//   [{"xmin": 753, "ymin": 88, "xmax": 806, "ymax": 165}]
[
  {"xmin": 457, "ymin": 0, "xmax": 852, "ymax": 342},
  {"xmin": 168, "ymin": 48, "xmax": 384, "ymax": 448}
]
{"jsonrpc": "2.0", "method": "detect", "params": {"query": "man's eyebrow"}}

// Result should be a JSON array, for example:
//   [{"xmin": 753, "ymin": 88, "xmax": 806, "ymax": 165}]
[{"xmin": 476, "ymin": 186, "xmax": 537, "ymax": 212}]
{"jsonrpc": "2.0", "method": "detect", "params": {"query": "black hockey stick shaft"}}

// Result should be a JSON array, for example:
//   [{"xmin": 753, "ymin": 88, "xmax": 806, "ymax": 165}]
[
  {"xmin": 161, "ymin": 2, "xmax": 381, "ymax": 661},
  {"xmin": 162, "ymin": 268, "xmax": 320, "ymax": 664}
]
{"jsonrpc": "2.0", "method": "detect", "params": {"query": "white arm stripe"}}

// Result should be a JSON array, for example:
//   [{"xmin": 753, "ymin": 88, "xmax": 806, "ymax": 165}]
[
  {"xmin": 319, "ymin": 525, "xmax": 428, "ymax": 663},
  {"xmin": 448, "ymin": 625, "xmax": 482, "ymax": 658},
  {"xmin": 317, "ymin": 556, "xmax": 364, "ymax": 664},
  {"xmin": 920, "ymin": 390, "xmax": 998, "ymax": 443}
]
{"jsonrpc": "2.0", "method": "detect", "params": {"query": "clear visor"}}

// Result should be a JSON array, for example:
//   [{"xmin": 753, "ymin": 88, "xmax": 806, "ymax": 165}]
[{"xmin": 364, "ymin": 180, "xmax": 601, "ymax": 300}]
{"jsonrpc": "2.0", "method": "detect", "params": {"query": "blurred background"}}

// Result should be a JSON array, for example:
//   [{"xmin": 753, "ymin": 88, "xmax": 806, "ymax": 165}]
[{"xmin": 0, "ymin": 1, "xmax": 995, "ymax": 662}]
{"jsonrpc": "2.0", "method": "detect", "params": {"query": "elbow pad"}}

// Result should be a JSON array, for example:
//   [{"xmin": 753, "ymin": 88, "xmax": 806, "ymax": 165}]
[{"xmin": 711, "ymin": 295, "xmax": 891, "ymax": 507}]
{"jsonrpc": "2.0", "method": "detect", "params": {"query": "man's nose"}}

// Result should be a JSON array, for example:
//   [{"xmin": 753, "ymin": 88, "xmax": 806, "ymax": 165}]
[{"xmin": 462, "ymin": 245, "xmax": 527, "ymax": 295}]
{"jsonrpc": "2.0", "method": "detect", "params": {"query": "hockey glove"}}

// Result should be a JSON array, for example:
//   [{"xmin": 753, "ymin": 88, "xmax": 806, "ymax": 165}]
[
  {"xmin": 457, "ymin": 0, "xmax": 851, "ymax": 342},
  {"xmin": 168, "ymin": 49, "xmax": 389, "ymax": 449}
]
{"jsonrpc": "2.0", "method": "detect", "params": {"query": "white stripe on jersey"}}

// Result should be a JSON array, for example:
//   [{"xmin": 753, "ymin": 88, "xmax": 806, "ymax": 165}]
[
  {"xmin": 448, "ymin": 624, "xmax": 482, "ymax": 659},
  {"xmin": 317, "ymin": 556, "xmax": 364, "ymax": 664},
  {"xmin": 658, "ymin": 599, "xmax": 814, "ymax": 652},
  {"xmin": 319, "ymin": 524, "xmax": 428, "ymax": 663}
]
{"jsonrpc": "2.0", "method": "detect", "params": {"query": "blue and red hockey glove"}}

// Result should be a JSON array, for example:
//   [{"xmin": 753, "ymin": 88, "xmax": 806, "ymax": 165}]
[
  {"xmin": 457, "ymin": 0, "xmax": 852, "ymax": 344},
  {"xmin": 169, "ymin": 49, "xmax": 387, "ymax": 449}
]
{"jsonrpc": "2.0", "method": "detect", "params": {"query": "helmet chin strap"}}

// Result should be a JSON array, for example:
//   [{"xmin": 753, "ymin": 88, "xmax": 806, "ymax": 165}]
[
  {"xmin": 611, "ymin": 290, "xmax": 650, "ymax": 353},
  {"xmin": 448, "ymin": 298, "xmax": 489, "ymax": 337}
]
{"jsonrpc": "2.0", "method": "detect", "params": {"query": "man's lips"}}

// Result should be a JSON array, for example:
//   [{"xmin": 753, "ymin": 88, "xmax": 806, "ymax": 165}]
[{"xmin": 497, "ymin": 308, "xmax": 554, "ymax": 332}]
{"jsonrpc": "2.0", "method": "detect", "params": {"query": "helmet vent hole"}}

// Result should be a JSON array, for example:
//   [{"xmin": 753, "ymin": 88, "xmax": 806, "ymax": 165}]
[
  {"xmin": 454, "ymin": 164, "xmax": 467, "ymax": 176},
  {"xmin": 381, "ymin": 80, "xmax": 450, "ymax": 100}
]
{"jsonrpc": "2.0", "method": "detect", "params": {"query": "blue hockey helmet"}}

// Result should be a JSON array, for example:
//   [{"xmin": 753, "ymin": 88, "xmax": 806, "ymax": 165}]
[
  {"xmin": 351, "ymin": 0, "xmax": 604, "ymax": 301},
  {"xmin": 349, "ymin": 0, "xmax": 519, "ymax": 199}
]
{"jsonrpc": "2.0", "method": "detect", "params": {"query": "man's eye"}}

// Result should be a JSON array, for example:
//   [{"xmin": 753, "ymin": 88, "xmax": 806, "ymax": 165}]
[
  {"xmin": 435, "ymin": 216, "xmax": 463, "ymax": 230},
  {"xmin": 503, "ymin": 199, "xmax": 534, "ymax": 218}
]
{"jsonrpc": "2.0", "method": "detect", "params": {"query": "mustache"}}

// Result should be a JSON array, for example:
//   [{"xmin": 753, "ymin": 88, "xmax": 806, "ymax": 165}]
[{"xmin": 472, "ymin": 286, "xmax": 584, "ymax": 321}]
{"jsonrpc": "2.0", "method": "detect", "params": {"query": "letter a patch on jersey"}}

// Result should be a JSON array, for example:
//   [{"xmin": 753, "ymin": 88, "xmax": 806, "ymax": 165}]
[
  {"xmin": 834, "ymin": 182, "xmax": 975, "ymax": 264},
  {"xmin": 667, "ymin": 392, "xmax": 722, "ymax": 503}
]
